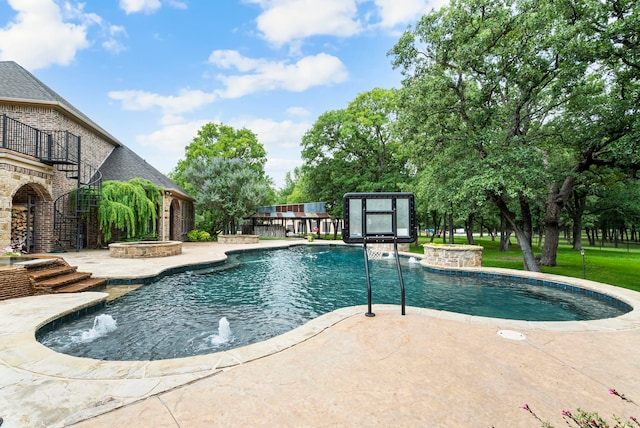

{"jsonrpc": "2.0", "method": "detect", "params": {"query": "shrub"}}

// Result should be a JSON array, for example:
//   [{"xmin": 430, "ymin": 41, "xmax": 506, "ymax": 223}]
[{"xmin": 188, "ymin": 230, "xmax": 211, "ymax": 242}]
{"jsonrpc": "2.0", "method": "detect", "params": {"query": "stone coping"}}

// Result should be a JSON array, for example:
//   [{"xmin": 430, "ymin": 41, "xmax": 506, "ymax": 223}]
[
  {"xmin": 423, "ymin": 243, "xmax": 484, "ymax": 250},
  {"xmin": 109, "ymin": 241, "xmax": 182, "ymax": 258},
  {"xmin": 217, "ymin": 234, "xmax": 260, "ymax": 244}
]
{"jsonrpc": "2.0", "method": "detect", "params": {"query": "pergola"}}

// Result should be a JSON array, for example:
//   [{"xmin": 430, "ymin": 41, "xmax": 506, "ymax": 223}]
[{"xmin": 245, "ymin": 202, "xmax": 332, "ymax": 235}]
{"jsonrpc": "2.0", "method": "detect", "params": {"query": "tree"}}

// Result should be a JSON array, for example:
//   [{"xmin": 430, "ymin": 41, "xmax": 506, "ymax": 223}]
[
  {"xmin": 536, "ymin": 0, "xmax": 640, "ymax": 265},
  {"xmin": 181, "ymin": 157, "xmax": 272, "ymax": 234},
  {"xmin": 170, "ymin": 122, "xmax": 270, "ymax": 195},
  {"xmin": 275, "ymin": 167, "xmax": 309, "ymax": 204},
  {"xmin": 97, "ymin": 178, "xmax": 161, "ymax": 242},
  {"xmin": 390, "ymin": 0, "xmax": 640, "ymax": 271},
  {"xmin": 301, "ymin": 88, "xmax": 411, "ymax": 221},
  {"xmin": 170, "ymin": 122, "xmax": 274, "ymax": 232}
]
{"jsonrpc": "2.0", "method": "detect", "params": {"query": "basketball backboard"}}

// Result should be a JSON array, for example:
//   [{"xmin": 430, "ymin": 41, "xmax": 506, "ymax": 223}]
[{"xmin": 342, "ymin": 192, "xmax": 417, "ymax": 244}]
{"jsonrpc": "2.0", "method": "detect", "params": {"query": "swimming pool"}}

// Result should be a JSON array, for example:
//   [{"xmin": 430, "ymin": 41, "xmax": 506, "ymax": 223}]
[{"xmin": 37, "ymin": 245, "xmax": 631, "ymax": 361}]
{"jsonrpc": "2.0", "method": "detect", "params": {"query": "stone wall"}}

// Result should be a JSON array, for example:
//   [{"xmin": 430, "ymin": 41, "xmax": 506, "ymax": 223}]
[
  {"xmin": 218, "ymin": 235, "xmax": 260, "ymax": 244},
  {"xmin": 0, "ymin": 265, "xmax": 33, "ymax": 300},
  {"xmin": 0, "ymin": 151, "xmax": 54, "ymax": 251},
  {"xmin": 422, "ymin": 244, "xmax": 483, "ymax": 268}
]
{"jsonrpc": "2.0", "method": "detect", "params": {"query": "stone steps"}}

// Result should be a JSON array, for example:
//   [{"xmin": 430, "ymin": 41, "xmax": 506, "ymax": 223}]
[{"xmin": 27, "ymin": 258, "xmax": 106, "ymax": 294}]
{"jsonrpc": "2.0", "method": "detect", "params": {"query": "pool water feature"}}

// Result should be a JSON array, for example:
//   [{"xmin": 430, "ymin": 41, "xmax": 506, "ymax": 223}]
[{"xmin": 37, "ymin": 246, "xmax": 631, "ymax": 361}]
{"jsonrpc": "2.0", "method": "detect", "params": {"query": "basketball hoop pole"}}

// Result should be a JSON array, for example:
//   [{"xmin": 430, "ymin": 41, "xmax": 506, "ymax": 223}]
[
  {"xmin": 393, "ymin": 237, "xmax": 406, "ymax": 316},
  {"xmin": 362, "ymin": 240, "xmax": 375, "ymax": 317},
  {"xmin": 361, "ymin": 201, "xmax": 375, "ymax": 317}
]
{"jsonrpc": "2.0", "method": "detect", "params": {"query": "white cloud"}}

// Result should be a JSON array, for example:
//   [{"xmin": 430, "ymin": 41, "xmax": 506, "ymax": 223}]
[
  {"xmin": 102, "ymin": 25, "xmax": 127, "ymax": 54},
  {"xmin": 266, "ymin": 157, "xmax": 304, "ymax": 188},
  {"xmin": 133, "ymin": 118, "xmax": 210, "ymax": 174},
  {"xmin": 373, "ymin": 0, "xmax": 434, "ymax": 28},
  {"xmin": 230, "ymin": 116, "xmax": 311, "ymax": 186},
  {"xmin": 209, "ymin": 50, "xmax": 349, "ymax": 98},
  {"xmin": 119, "ymin": 0, "xmax": 188, "ymax": 14},
  {"xmin": 245, "ymin": 0, "xmax": 449, "ymax": 47},
  {"xmin": 108, "ymin": 89, "xmax": 218, "ymax": 116},
  {"xmin": 286, "ymin": 106, "xmax": 311, "ymax": 117},
  {"xmin": 247, "ymin": 0, "xmax": 363, "ymax": 46},
  {"xmin": 0, "ymin": 0, "xmax": 91, "ymax": 70},
  {"xmin": 166, "ymin": 0, "xmax": 188, "ymax": 9},
  {"xmin": 208, "ymin": 50, "xmax": 262, "ymax": 72},
  {"xmin": 119, "ymin": 0, "xmax": 161, "ymax": 15}
]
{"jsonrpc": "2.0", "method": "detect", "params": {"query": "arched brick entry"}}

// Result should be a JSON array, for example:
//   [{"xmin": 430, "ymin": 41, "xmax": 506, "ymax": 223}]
[
  {"xmin": 169, "ymin": 199, "xmax": 181, "ymax": 241},
  {"xmin": 11, "ymin": 183, "xmax": 53, "ymax": 253}
]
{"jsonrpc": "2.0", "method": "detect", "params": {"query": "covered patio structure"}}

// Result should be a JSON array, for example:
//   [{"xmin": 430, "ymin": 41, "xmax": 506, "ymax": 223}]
[{"xmin": 244, "ymin": 202, "xmax": 335, "ymax": 238}]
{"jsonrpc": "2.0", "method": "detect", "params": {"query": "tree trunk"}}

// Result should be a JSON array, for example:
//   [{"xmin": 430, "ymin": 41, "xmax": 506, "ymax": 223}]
[
  {"xmin": 572, "ymin": 218, "xmax": 583, "ymax": 251},
  {"xmin": 540, "ymin": 176, "xmax": 576, "ymax": 266},
  {"xmin": 465, "ymin": 212, "xmax": 474, "ymax": 245},
  {"xmin": 491, "ymin": 192, "xmax": 540, "ymax": 272},
  {"xmin": 570, "ymin": 191, "xmax": 586, "ymax": 251},
  {"xmin": 500, "ymin": 214, "xmax": 511, "ymax": 252},
  {"xmin": 448, "ymin": 209, "xmax": 454, "ymax": 244},
  {"xmin": 429, "ymin": 211, "xmax": 442, "ymax": 243},
  {"xmin": 519, "ymin": 194, "xmax": 533, "ymax": 248},
  {"xmin": 442, "ymin": 214, "xmax": 447, "ymax": 244}
]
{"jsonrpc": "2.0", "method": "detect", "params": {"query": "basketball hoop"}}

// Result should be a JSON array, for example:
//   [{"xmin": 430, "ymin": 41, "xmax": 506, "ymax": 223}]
[
  {"xmin": 342, "ymin": 192, "xmax": 417, "ymax": 317},
  {"xmin": 366, "ymin": 245, "xmax": 384, "ymax": 260}
]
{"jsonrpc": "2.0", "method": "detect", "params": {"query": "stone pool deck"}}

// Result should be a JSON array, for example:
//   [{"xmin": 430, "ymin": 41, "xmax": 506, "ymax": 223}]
[{"xmin": 1, "ymin": 241, "xmax": 640, "ymax": 427}]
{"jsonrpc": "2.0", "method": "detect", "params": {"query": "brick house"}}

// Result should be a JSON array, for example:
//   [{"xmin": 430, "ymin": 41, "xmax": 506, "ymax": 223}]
[{"xmin": 0, "ymin": 61, "xmax": 194, "ymax": 253}]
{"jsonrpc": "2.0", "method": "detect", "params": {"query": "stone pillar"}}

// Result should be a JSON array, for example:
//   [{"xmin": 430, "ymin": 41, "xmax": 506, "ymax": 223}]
[{"xmin": 422, "ymin": 244, "xmax": 483, "ymax": 268}]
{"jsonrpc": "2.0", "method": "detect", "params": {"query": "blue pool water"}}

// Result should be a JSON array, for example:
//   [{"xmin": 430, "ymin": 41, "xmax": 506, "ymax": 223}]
[{"xmin": 37, "ymin": 245, "xmax": 630, "ymax": 361}]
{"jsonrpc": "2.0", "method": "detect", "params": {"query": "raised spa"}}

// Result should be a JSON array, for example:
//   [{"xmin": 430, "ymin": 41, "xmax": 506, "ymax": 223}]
[
  {"xmin": 38, "ymin": 245, "xmax": 631, "ymax": 361},
  {"xmin": 108, "ymin": 240, "xmax": 182, "ymax": 258}
]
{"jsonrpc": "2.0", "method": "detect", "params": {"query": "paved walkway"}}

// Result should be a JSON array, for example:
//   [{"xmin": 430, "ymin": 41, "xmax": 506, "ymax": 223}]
[{"xmin": 1, "ymin": 241, "xmax": 640, "ymax": 427}]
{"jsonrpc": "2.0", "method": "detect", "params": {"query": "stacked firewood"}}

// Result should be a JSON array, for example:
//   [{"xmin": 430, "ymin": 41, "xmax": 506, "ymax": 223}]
[{"xmin": 10, "ymin": 205, "xmax": 31, "ymax": 248}]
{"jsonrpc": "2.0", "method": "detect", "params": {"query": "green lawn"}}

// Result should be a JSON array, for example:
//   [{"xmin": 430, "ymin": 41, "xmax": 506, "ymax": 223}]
[{"xmin": 409, "ymin": 236, "xmax": 640, "ymax": 292}]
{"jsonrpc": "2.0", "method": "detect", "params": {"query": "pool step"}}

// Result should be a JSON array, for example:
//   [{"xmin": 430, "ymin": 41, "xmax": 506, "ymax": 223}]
[
  {"xmin": 55, "ymin": 278, "xmax": 107, "ymax": 293},
  {"xmin": 28, "ymin": 260, "xmax": 106, "ymax": 294}
]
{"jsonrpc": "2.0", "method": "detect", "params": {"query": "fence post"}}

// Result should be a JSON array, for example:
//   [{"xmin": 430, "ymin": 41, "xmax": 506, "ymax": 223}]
[{"xmin": 1, "ymin": 114, "xmax": 6, "ymax": 149}]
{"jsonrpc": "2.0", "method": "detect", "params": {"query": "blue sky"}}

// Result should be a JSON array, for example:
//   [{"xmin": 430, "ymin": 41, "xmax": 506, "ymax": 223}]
[{"xmin": 0, "ymin": 0, "xmax": 446, "ymax": 188}]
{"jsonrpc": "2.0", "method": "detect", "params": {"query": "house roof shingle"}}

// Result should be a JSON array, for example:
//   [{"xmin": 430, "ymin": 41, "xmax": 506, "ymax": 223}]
[
  {"xmin": 0, "ymin": 61, "xmax": 120, "ymax": 146},
  {"xmin": 98, "ymin": 145, "xmax": 193, "ymax": 200}
]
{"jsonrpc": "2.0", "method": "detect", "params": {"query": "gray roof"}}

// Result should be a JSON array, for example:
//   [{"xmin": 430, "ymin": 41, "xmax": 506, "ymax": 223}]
[
  {"xmin": 99, "ymin": 145, "xmax": 193, "ymax": 200},
  {"xmin": 0, "ymin": 61, "xmax": 119, "ymax": 146}
]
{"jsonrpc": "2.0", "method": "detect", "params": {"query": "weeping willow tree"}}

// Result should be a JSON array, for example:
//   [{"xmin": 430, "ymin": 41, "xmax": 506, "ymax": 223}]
[{"xmin": 97, "ymin": 178, "xmax": 162, "ymax": 242}]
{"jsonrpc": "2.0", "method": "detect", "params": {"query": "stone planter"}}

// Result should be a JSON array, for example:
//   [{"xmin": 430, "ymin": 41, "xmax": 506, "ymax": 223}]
[
  {"xmin": 109, "ymin": 241, "xmax": 182, "ymax": 258},
  {"xmin": 422, "ymin": 243, "xmax": 483, "ymax": 268},
  {"xmin": 217, "ymin": 234, "xmax": 260, "ymax": 244}
]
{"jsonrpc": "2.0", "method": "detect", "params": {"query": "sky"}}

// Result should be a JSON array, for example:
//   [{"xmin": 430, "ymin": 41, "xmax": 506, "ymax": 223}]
[{"xmin": 0, "ymin": 0, "xmax": 447, "ymax": 189}]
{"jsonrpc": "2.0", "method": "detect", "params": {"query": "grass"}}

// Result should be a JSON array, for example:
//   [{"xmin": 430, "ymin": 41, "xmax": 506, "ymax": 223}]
[{"xmin": 410, "ymin": 236, "xmax": 640, "ymax": 292}]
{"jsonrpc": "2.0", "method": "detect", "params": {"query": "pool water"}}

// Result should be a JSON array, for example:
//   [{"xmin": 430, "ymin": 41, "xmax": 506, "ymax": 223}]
[
  {"xmin": 38, "ymin": 245, "xmax": 630, "ymax": 361},
  {"xmin": 0, "ymin": 256, "xmax": 37, "ymax": 266}
]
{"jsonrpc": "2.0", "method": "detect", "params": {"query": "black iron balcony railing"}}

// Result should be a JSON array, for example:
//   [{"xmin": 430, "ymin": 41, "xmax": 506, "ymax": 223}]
[
  {"xmin": 1, "ymin": 113, "xmax": 80, "ymax": 164},
  {"xmin": 1, "ymin": 113, "xmax": 102, "ymax": 251}
]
